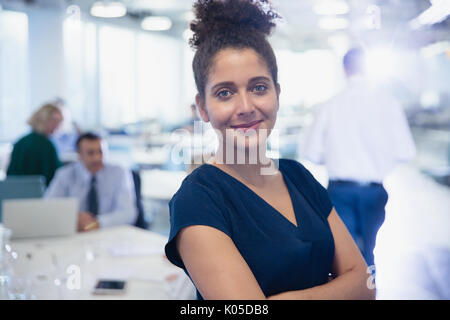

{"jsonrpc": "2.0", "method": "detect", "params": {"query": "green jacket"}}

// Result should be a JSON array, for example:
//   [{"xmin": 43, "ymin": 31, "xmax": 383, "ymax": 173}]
[{"xmin": 7, "ymin": 131, "xmax": 62, "ymax": 186}]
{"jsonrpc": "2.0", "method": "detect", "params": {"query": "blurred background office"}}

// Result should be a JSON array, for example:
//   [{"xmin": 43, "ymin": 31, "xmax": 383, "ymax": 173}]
[{"xmin": 0, "ymin": 0, "xmax": 449, "ymax": 300}]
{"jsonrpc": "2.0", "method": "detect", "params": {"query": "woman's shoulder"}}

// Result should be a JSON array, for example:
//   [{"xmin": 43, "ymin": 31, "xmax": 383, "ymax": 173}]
[
  {"xmin": 13, "ymin": 132, "xmax": 50, "ymax": 148},
  {"xmin": 279, "ymin": 158, "xmax": 324, "ymax": 187},
  {"xmin": 279, "ymin": 158, "xmax": 333, "ymax": 220},
  {"xmin": 279, "ymin": 158, "xmax": 326, "ymax": 196},
  {"xmin": 28, "ymin": 131, "xmax": 48, "ymax": 140},
  {"xmin": 29, "ymin": 131, "xmax": 53, "ymax": 146},
  {"xmin": 171, "ymin": 164, "xmax": 224, "ymax": 202},
  {"xmin": 179, "ymin": 164, "xmax": 221, "ymax": 186},
  {"xmin": 13, "ymin": 132, "xmax": 33, "ymax": 144},
  {"xmin": 168, "ymin": 164, "xmax": 231, "ymax": 237},
  {"xmin": 278, "ymin": 158, "xmax": 309, "ymax": 176}
]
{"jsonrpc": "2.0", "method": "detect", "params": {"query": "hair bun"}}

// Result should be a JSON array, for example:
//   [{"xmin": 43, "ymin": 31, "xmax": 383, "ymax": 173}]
[{"xmin": 190, "ymin": 0, "xmax": 280, "ymax": 48}]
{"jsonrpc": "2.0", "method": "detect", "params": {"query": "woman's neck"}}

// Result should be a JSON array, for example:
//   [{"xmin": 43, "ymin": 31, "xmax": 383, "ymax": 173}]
[
  {"xmin": 32, "ymin": 130, "xmax": 49, "ymax": 137},
  {"xmin": 210, "ymin": 144, "xmax": 279, "ymax": 187}
]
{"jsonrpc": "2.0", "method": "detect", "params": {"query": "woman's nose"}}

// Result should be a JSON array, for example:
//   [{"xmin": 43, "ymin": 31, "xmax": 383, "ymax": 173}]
[{"xmin": 236, "ymin": 92, "xmax": 255, "ymax": 116}]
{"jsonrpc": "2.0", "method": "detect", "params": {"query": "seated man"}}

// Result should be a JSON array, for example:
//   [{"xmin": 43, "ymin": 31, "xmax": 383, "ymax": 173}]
[{"xmin": 45, "ymin": 132, "xmax": 137, "ymax": 232}]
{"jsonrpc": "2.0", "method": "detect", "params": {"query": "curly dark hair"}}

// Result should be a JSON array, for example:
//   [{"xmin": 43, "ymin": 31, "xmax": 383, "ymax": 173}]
[{"xmin": 189, "ymin": 0, "xmax": 281, "ymax": 100}]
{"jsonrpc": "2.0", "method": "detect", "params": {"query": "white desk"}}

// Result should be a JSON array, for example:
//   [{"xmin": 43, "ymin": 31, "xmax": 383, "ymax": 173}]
[{"xmin": 9, "ymin": 225, "xmax": 193, "ymax": 299}]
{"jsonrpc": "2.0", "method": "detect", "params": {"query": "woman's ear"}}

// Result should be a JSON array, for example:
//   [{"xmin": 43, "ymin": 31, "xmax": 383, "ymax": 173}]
[{"xmin": 195, "ymin": 94, "xmax": 210, "ymax": 122}]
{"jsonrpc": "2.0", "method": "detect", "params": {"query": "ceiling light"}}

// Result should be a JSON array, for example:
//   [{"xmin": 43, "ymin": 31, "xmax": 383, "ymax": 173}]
[
  {"xmin": 318, "ymin": 17, "xmax": 349, "ymax": 30},
  {"xmin": 90, "ymin": 1, "xmax": 127, "ymax": 18},
  {"xmin": 141, "ymin": 16, "xmax": 172, "ymax": 31},
  {"xmin": 313, "ymin": 1, "xmax": 349, "ymax": 15}
]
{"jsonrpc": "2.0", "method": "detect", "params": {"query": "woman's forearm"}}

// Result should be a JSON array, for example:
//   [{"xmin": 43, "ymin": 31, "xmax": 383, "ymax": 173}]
[{"xmin": 267, "ymin": 268, "xmax": 375, "ymax": 300}]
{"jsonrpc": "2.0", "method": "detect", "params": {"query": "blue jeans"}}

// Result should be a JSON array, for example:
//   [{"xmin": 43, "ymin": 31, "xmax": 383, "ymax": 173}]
[{"xmin": 327, "ymin": 181, "xmax": 388, "ymax": 267}]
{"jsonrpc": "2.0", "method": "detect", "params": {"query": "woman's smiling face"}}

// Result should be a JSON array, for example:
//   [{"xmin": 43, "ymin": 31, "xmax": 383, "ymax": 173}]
[{"xmin": 196, "ymin": 48, "xmax": 280, "ymax": 153}]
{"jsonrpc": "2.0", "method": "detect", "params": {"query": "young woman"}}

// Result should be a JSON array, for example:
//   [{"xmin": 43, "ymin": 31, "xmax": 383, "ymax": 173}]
[{"xmin": 165, "ymin": 0, "xmax": 374, "ymax": 300}]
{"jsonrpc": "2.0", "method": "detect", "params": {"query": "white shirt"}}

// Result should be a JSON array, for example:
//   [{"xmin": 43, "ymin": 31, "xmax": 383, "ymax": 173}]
[
  {"xmin": 45, "ymin": 161, "xmax": 137, "ymax": 228},
  {"xmin": 303, "ymin": 75, "xmax": 416, "ymax": 183}
]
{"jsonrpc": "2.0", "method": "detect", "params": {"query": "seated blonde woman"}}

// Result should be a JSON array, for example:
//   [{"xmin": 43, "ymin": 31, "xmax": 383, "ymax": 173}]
[{"xmin": 7, "ymin": 102, "xmax": 63, "ymax": 186}]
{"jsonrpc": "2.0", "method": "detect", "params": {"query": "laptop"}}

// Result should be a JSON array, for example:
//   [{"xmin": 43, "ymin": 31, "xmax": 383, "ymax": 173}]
[{"xmin": 2, "ymin": 198, "xmax": 78, "ymax": 239}]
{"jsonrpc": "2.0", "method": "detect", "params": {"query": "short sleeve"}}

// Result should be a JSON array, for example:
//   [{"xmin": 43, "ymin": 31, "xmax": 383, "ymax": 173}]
[
  {"xmin": 164, "ymin": 181, "xmax": 232, "ymax": 269},
  {"xmin": 284, "ymin": 159, "xmax": 333, "ymax": 221}
]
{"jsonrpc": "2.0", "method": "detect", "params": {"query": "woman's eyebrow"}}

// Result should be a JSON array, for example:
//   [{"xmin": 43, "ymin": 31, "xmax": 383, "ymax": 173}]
[
  {"xmin": 248, "ymin": 76, "xmax": 271, "ymax": 84},
  {"xmin": 210, "ymin": 81, "xmax": 236, "ymax": 92}
]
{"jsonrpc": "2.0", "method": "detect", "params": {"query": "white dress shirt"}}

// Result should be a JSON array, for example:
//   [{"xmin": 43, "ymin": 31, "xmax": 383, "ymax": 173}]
[
  {"xmin": 303, "ymin": 75, "xmax": 416, "ymax": 183},
  {"xmin": 45, "ymin": 161, "xmax": 137, "ymax": 228}
]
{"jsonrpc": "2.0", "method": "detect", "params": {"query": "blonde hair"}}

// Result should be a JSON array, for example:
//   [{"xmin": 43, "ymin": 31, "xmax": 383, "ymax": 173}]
[{"xmin": 27, "ymin": 103, "xmax": 62, "ymax": 134}]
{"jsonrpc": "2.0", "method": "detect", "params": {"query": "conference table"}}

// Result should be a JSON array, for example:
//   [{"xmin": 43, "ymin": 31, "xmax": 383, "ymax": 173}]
[{"xmin": 9, "ymin": 225, "xmax": 195, "ymax": 300}]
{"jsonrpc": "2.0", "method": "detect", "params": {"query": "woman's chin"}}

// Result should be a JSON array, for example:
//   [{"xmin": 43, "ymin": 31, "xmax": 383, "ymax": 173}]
[{"xmin": 233, "ymin": 134, "xmax": 266, "ymax": 153}]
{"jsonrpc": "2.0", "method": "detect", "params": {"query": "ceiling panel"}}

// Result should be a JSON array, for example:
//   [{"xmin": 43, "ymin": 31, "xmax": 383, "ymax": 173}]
[{"xmin": 1, "ymin": 0, "xmax": 448, "ymax": 51}]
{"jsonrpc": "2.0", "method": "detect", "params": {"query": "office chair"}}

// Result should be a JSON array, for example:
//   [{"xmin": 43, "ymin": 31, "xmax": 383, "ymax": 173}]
[
  {"xmin": 0, "ymin": 175, "xmax": 46, "ymax": 222},
  {"xmin": 131, "ymin": 169, "xmax": 150, "ymax": 229}
]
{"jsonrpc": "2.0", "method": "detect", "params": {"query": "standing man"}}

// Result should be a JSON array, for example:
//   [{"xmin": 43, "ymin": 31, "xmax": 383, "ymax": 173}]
[
  {"xmin": 45, "ymin": 132, "xmax": 137, "ymax": 232},
  {"xmin": 303, "ymin": 47, "xmax": 416, "ymax": 268}
]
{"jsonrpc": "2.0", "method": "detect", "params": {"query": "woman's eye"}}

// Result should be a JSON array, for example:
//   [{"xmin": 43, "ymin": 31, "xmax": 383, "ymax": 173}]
[
  {"xmin": 217, "ymin": 90, "xmax": 232, "ymax": 98},
  {"xmin": 253, "ymin": 84, "xmax": 267, "ymax": 93}
]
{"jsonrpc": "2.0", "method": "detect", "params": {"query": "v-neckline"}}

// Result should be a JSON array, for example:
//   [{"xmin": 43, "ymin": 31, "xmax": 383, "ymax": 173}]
[{"xmin": 203, "ymin": 163, "xmax": 301, "ymax": 230}]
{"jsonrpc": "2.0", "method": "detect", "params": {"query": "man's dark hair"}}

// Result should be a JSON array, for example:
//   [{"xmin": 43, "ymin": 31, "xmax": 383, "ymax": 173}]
[
  {"xmin": 343, "ymin": 47, "xmax": 365, "ymax": 75},
  {"xmin": 76, "ymin": 132, "xmax": 101, "ymax": 151}
]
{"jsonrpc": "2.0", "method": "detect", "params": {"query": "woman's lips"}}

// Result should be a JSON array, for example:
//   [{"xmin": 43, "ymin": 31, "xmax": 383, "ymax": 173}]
[{"xmin": 231, "ymin": 120, "xmax": 263, "ymax": 132}]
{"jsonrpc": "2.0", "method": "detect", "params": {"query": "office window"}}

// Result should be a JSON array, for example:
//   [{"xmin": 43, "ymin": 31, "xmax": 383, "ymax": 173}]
[
  {"xmin": 66, "ymin": 25, "xmax": 185, "ymax": 128},
  {"xmin": 98, "ymin": 25, "xmax": 136, "ymax": 128},
  {"xmin": 0, "ymin": 10, "xmax": 29, "ymax": 141},
  {"xmin": 63, "ymin": 17, "xmax": 98, "ymax": 128},
  {"xmin": 136, "ymin": 33, "xmax": 183, "ymax": 124}
]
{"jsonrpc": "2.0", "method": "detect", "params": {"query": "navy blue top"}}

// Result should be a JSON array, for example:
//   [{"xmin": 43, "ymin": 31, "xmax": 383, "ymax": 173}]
[{"xmin": 164, "ymin": 158, "xmax": 335, "ymax": 300}]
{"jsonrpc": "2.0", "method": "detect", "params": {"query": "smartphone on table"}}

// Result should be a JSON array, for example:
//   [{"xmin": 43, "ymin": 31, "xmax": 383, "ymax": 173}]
[{"xmin": 92, "ymin": 279, "xmax": 127, "ymax": 295}]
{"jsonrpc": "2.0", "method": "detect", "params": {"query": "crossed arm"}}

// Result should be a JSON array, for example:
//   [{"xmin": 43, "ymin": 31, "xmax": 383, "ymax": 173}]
[{"xmin": 176, "ymin": 208, "xmax": 375, "ymax": 300}]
